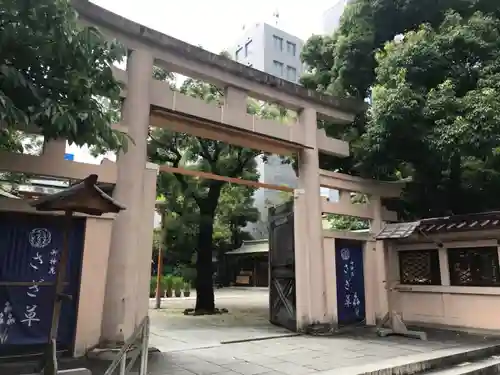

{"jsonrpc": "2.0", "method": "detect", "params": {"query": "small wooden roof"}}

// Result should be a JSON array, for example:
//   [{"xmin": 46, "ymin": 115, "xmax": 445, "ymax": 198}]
[
  {"xmin": 376, "ymin": 211, "xmax": 500, "ymax": 240},
  {"xmin": 30, "ymin": 174, "xmax": 126, "ymax": 216},
  {"xmin": 225, "ymin": 239, "xmax": 269, "ymax": 255}
]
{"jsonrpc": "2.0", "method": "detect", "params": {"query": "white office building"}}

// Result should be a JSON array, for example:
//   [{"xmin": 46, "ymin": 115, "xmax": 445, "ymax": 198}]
[
  {"xmin": 227, "ymin": 22, "xmax": 304, "ymax": 83},
  {"xmin": 322, "ymin": 0, "xmax": 352, "ymax": 35}
]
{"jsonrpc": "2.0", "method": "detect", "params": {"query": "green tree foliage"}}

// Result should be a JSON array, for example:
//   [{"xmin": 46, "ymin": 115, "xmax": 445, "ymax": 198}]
[
  {"xmin": 1, "ymin": 0, "xmax": 128, "ymax": 152},
  {"xmin": 214, "ymin": 183, "xmax": 259, "ymax": 251},
  {"xmin": 301, "ymin": 0, "xmax": 500, "ymax": 219},
  {"xmin": 327, "ymin": 214, "xmax": 368, "ymax": 231}
]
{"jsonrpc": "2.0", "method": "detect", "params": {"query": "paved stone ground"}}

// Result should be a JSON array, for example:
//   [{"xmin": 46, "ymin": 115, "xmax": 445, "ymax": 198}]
[
  {"xmin": 147, "ymin": 334, "xmax": 492, "ymax": 375},
  {"xmin": 2, "ymin": 287, "xmax": 498, "ymax": 374},
  {"xmin": 142, "ymin": 287, "xmax": 496, "ymax": 375},
  {"xmin": 148, "ymin": 287, "xmax": 293, "ymax": 351}
]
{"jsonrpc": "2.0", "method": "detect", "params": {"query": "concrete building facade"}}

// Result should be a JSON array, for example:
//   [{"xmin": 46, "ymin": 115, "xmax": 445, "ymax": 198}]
[
  {"xmin": 227, "ymin": 22, "xmax": 304, "ymax": 84},
  {"xmin": 246, "ymin": 155, "xmax": 298, "ymax": 239},
  {"xmin": 322, "ymin": 0, "xmax": 352, "ymax": 35}
]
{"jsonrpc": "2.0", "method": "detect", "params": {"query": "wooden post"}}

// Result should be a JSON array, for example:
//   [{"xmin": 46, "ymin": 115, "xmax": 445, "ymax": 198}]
[
  {"xmin": 42, "ymin": 210, "xmax": 73, "ymax": 375},
  {"xmin": 155, "ymin": 246, "xmax": 163, "ymax": 309},
  {"xmin": 155, "ymin": 207, "xmax": 166, "ymax": 309},
  {"xmin": 253, "ymin": 258, "xmax": 257, "ymax": 287}
]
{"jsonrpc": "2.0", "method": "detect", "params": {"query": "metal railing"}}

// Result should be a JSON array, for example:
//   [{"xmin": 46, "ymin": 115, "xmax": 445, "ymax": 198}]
[{"xmin": 104, "ymin": 316, "xmax": 150, "ymax": 375}]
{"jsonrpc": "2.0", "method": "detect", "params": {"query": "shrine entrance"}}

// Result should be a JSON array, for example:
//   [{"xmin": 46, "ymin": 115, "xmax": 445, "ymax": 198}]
[
  {"xmin": 159, "ymin": 166, "xmax": 297, "ymax": 332},
  {"xmin": 72, "ymin": 0, "xmax": 407, "ymax": 345}
]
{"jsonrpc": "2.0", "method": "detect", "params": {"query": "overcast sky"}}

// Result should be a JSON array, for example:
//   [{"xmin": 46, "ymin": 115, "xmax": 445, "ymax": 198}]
[
  {"xmin": 92, "ymin": 0, "xmax": 332, "ymax": 52},
  {"xmin": 68, "ymin": 0, "xmax": 334, "ymax": 163}
]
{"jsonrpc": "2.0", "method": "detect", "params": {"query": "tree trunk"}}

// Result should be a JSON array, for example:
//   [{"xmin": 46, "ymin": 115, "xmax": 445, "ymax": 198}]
[
  {"xmin": 194, "ymin": 182, "xmax": 223, "ymax": 313},
  {"xmin": 195, "ymin": 217, "xmax": 215, "ymax": 312}
]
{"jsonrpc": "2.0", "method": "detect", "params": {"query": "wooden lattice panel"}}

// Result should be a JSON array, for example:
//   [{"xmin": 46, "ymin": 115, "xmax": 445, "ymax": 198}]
[{"xmin": 399, "ymin": 250, "xmax": 441, "ymax": 285}]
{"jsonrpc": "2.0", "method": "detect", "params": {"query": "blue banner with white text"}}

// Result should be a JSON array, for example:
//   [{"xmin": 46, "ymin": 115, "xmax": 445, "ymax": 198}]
[
  {"xmin": 335, "ymin": 239, "xmax": 366, "ymax": 326},
  {"xmin": 0, "ymin": 213, "xmax": 85, "ymax": 346}
]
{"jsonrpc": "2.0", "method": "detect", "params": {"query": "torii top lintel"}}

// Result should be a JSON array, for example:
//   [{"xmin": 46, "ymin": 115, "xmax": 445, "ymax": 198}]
[{"xmin": 71, "ymin": 0, "xmax": 366, "ymax": 121}]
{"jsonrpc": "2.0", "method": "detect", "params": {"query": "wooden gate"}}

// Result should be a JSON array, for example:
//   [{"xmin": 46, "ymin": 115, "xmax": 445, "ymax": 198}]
[{"xmin": 268, "ymin": 201, "xmax": 296, "ymax": 331}]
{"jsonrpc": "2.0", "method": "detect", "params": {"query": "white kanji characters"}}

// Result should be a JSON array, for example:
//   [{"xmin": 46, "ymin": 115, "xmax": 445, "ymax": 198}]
[
  {"xmin": 27, "ymin": 279, "xmax": 44, "ymax": 298},
  {"xmin": 353, "ymin": 292, "xmax": 360, "ymax": 307},
  {"xmin": 0, "ymin": 302, "xmax": 16, "ymax": 344},
  {"xmin": 6, "ymin": 314, "xmax": 15, "ymax": 325},
  {"xmin": 29, "ymin": 252, "xmax": 43, "ymax": 270},
  {"xmin": 3, "ymin": 302, "xmax": 12, "ymax": 314},
  {"xmin": 344, "ymin": 294, "xmax": 352, "ymax": 307},
  {"xmin": 33, "ymin": 252, "xmax": 43, "ymax": 265},
  {"xmin": 0, "ymin": 302, "xmax": 15, "ymax": 326},
  {"xmin": 21, "ymin": 305, "xmax": 40, "ymax": 327},
  {"xmin": 48, "ymin": 249, "xmax": 59, "ymax": 276},
  {"xmin": 27, "ymin": 284, "xmax": 38, "ymax": 298}
]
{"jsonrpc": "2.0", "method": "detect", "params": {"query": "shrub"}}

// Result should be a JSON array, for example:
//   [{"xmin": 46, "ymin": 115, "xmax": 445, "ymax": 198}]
[{"xmin": 150, "ymin": 277, "xmax": 158, "ymax": 297}]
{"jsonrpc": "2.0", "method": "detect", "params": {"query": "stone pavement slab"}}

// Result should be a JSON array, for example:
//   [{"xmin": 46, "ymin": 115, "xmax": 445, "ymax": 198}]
[
  {"xmin": 146, "ymin": 332, "xmax": 491, "ymax": 375},
  {"xmin": 4, "ymin": 288, "xmax": 498, "ymax": 374},
  {"xmin": 149, "ymin": 287, "xmax": 292, "ymax": 352},
  {"xmin": 144, "ymin": 287, "xmax": 499, "ymax": 375},
  {"xmin": 5, "ymin": 326, "xmax": 495, "ymax": 375}
]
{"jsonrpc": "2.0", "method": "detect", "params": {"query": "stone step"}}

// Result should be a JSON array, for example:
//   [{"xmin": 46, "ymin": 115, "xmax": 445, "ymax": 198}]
[
  {"xmin": 329, "ymin": 342, "xmax": 500, "ymax": 375},
  {"xmin": 25, "ymin": 370, "xmax": 91, "ymax": 375},
  {"xmin": 422, "ymin": 356, "xmax": 500, "ymax": 374}
]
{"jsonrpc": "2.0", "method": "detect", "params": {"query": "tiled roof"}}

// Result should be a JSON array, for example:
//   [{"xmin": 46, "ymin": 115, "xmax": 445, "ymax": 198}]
[
  {"xmin": 225, "ymin": 240, "xmax": 269, "ymax": 255},
  {"xmin": 375, "ymin": 221, "xmax": 420, "ymax": 240},
  {"xmin": 376, "ymin": 211, "xmax": 500, "ymax": 240},
  {"xmin": 30, "ymin": 174, "xmax": 125, "ymax": 216}
]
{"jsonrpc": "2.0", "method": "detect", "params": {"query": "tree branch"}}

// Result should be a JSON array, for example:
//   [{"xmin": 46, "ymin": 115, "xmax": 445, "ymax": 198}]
[
  {"xmin": 213, "ymin": 142, "xmax": 222, "ymax": 163},
  {"xmin": 150, "ymin": 133, "xmax": 203, "ymax": 207},
  {"xmin": 228, "ymin": 154, "xmax": 253, "ymax": 178},
  {"xmin": 197, "ymin": 138, "xmax": 218, "ymax": 172},
  {"xmin": 170, "ymin": 158, "xmax": 202, "ymax": 207}
]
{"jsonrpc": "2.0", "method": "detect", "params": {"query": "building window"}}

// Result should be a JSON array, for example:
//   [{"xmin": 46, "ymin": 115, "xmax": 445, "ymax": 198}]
[
  {"xmin": 448, "ymin": 247, "xmax": 500, "ymax": 286},
  {"xmin": 235, "ymin": 47, "xmax": 242, "ymax": 61},
  {"xmin": 244, "ymin": 40, "xmax": 252, "ymax": 57},
  {"xmin": 399, "ymin": 250, "xmax": 441, "ymax": 285},
  {"xmin": 286, "ymin": 41, "xmax": 296, "ymax": 56},
  {"xmin": 273, "ymin": 60, "xmax": 284, "ymax": 77},
  {"xmin": 273, "ymin": 35, "xmax": 283, "ymax": 51},
  {"xmin": 286, "ymin": 65, "xmax": 297, "ymax": 81}
]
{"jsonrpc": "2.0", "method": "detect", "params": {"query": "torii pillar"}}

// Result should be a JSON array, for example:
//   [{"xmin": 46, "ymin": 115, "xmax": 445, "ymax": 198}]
[
  {"xmin": 294, "ymin": 108, "xmax": 327, "ymax": 330},
  {"xmin": 101, "ymin": 49, "xmax": 154, "ymax": 344}
]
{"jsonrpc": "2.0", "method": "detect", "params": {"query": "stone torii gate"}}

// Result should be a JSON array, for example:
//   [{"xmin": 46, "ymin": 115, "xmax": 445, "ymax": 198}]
[{"xmin": 72, "ymin": 0, "xmax": 403, "ymax": 344}]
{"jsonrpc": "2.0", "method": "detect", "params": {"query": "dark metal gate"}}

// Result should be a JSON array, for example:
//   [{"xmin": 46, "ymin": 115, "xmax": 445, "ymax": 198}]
[{"xmin": 268, "ymin": 201, "xmax": 296, "ymax": 331}]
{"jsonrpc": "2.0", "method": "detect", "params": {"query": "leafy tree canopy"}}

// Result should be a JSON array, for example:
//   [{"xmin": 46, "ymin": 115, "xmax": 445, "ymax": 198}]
[
  {"xmin": 1, "ymin": 0, "xmax": 127, "ymax": 151},
  {"xmin": 301, "ymin": 0, "xmax": 500, "ymax": 219}
]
